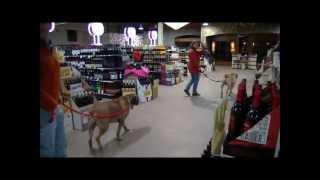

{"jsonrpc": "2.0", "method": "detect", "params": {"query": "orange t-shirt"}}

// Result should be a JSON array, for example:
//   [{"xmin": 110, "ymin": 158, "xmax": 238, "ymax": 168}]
[{"xmin": 40, "ymin": 47, "xmax": 61, "ymax": 112}]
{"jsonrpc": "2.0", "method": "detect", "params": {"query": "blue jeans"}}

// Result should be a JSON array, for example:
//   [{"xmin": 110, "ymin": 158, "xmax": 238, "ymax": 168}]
[
  {"xmin": 185, "ymin": 73, "xmax": 200, "ymax": 94},
  {"xmin": 40, "ymin": 107, "xmax": 67, "ymax": 157}
]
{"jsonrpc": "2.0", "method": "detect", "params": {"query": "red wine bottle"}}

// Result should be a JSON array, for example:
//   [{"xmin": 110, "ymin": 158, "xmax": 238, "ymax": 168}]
[
  {"xmin": 270, "ymin": 83, "xmax": 280, "ymax": 108},
  {"xmin": 226, "ymin": 79, "xmax": 247, "ymax": 143},
  {"xmin": 243, "ymin": 84, "xmax": 262, "ymax": 132},
  {"xmin": 252, "ymin": 79, "xmax": 259, "ymax": 96}
]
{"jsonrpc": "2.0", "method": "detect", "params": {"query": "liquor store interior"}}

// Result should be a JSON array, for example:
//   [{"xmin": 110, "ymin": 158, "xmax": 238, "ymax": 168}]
[{"xmin": 40, "ymin": 22, "xmax": 280, "ymax": 158}]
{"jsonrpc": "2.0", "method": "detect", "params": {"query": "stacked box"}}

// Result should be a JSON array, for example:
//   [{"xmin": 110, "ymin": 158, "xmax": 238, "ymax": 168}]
[{"xmin": 152, "ymin": 79, "xmax": 159, "ymax": 99}]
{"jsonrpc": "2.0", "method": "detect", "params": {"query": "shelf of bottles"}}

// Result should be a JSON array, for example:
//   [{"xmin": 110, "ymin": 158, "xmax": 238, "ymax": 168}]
[
  {"xmin": 160, "ymin": 62, "xmax": 182, "ymax": 86},
  {"xmin": 134, "ymin": 46, "xmax": 169, "ymax": 80},
  {"xmin": 121, "ymin": 45, "xmax": 134, "ymax": 65},
  {"xmin": 179, "ymin": 50, "xmax": 189, "ymax": 76},
  {"xmin": 64, "ymin": 45, "xmax": 125, "ymax": 100}
]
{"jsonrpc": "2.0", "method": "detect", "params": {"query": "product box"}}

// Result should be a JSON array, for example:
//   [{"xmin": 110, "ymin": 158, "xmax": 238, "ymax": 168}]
[
  {"xmin": 60, "ymin": 66, "xmax": 72, "ymax": 79},
  {"xmin": 153, "ymin": 79, "xmax": 159, "ymax": 88},
  {"xmin": 152, "ymin": 79, "xmax": 159, "ymax": 99},
  {"xmin": 152, "ymin": 86, "xmax": 158, "ymax": 99},
  {"xmin": 144, "ymin": 84, "xmax": 152, "ymax": 102},
  {"xmin": 71, "ymin": 102, "xmax": 93, "ymax": 131}
]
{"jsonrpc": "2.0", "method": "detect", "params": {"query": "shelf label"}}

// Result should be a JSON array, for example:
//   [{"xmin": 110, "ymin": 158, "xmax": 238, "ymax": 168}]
[{"xmin": 70, "ymin": 83, "xmax": 83, "ymax": 92}]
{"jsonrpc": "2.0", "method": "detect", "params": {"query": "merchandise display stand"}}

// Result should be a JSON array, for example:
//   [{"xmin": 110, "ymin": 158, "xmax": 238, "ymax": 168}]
[
  {"xmin": 139, "ymin": 46, "xmax": 167, "ymax": 80},
  {"xmin": 248, "ymin": 54, "xmax": 257, "ymax": 70},
  {"xmin": 179, "ymin": 49, "xmax": 189, "ymax": 76},
  {"xmin": 202, "ymin": 81, "xmax": 280, "ymax": 158},
  {"xmin": 60, "ymin": 69, "xmax": 96, "ymax": 131},
  {"xmin": 232, "ymin": 54, "xmax": 241, "ymax": 69},
  {"xmin": 64, "ymin": 45, "xmax": 125, "ymax": 100}
]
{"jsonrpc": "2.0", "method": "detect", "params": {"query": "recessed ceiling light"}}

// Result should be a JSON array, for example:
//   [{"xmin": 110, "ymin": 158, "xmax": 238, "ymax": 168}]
[
  {"xmin": 164, "ymin": 22, "xmax": 189, "ymax": 30},
  {"xmin": 202, "ymin": 22, "xmax": 208, "ymax": 26},
  {"xmin": 138, "ymin": 24, "xmax": 144, "ymax": 30}
]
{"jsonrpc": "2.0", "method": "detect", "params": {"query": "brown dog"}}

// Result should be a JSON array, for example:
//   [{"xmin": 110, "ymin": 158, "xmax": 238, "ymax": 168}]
[
  {"xmin": 88, "ymin": 95, "xmax": 136, "ymax": 150},
  {"xmin": 221, "ymin": 73, "xmax": 238, "ymax": 98}
]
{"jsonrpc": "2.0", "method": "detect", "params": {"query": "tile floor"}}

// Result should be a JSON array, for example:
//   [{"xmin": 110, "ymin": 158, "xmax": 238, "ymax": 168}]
[{"xmin": 65, "ymin": 65, "xmax": 256, "ymax": 157}]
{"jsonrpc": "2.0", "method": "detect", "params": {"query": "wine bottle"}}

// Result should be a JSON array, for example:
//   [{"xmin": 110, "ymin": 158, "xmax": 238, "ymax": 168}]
[
  {"xmin": 270, "ymin": 83, "xmax": 280, "ymax": 108},
  {"xmin": 226, "ymin": 79, "xmax": 247, "ymax": 143},
  {"xmin": 252, "ymin": 79, "xmax": 259, "ymax": 96},
  {"xmin": 243, "ymin": 84, "xmax": 262, "ymax": 132}
]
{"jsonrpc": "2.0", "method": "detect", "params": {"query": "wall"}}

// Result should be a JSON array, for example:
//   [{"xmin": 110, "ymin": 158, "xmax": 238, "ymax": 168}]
[
  {"xmin": 49, "ymin": 23, "xmax": 150, "ymax": 46},
  {"xmin": 201, "ymin": 23, "xmax": 280, "ymax": 44},
  {"xmin": 48, "ymin": 23, "xmax": 90, "ymax": 45}
]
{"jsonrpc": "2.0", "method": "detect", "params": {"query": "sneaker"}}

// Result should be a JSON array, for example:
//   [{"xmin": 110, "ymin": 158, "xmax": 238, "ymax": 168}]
[
  {"xmin": 184, "ymin": 89, "xmax": 190, "ymax": 96},
  {"xmin": 192, "ymin": 92, "xmax": 200, "ymax": 96}
]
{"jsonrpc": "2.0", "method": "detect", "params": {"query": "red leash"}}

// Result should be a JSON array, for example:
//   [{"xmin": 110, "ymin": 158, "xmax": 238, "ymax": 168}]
[
  {"xmin": 41, "ymin": 89, "xmax": 129, "ymax": 120},
  {"xmin": 62, "ymin": 103, "xmax": 129, "ymax": 120}
]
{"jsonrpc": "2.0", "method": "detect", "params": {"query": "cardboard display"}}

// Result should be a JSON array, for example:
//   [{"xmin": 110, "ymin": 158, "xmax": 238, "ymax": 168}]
[{"xmin": 223, "ymin": 106, "xmax": 280, "ymax": 158}]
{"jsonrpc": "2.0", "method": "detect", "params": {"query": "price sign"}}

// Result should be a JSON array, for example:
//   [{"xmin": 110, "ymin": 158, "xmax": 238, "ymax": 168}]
[{"xmin": 237, "ymin": 114, "xmax": 271, "ymax": 145}]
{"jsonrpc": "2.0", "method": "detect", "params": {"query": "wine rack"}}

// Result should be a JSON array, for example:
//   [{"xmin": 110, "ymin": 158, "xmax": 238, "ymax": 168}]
[
  {"xmin": 64, "ymin": 45, "xmax": 125, "ymax": 100},
  {"xmin": 136, "ymin": 47, "xmax": 169, "ymax": 81},
  {"xmin": 179, "ymin": 50, "xmax": 189, "ymax": 76},
  {"xmin": 160, "ymin": 63, "xmax": 182, "ymax": 86}
]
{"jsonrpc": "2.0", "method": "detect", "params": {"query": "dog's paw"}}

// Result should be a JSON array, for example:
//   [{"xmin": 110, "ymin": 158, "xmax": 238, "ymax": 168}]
[{"xmin": 116, "ymin": 138, "xmax": 122, "ymax": 141}]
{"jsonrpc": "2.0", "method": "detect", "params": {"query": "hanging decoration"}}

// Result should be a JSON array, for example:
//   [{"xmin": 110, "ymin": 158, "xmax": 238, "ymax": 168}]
[
  {"xmin": 49, "ymin": 22, "xmax": 55, "ymax": 33},
  {"xmin": 88, "ymin": 23, "xmax": 104, "ymax": 46},
  {"xmin": 124, "ymin": 26, "xmax": 136, "ymax": 46},
  {"xmin": 148, "ymin": 29, "xmax": 157, "ymax": 46}
]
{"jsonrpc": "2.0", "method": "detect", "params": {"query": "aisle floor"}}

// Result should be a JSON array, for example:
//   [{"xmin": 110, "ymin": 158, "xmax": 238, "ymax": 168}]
[{"xmin": 66, "ymin": 66, "xmax": 256, "ymax": 157}]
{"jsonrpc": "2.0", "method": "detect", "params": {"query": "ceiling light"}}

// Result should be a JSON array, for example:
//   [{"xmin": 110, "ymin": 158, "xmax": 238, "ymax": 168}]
[
  {"xmin": 202, "ymin": 22, "xmax": 208, "ymax": 26},
  {"xmin": 164, "ymin": 22, "xmax": 189, "ymax": 30},
  {"xmin": 138, "ymin": 24, "xmax": 144, "ymax": 30}
]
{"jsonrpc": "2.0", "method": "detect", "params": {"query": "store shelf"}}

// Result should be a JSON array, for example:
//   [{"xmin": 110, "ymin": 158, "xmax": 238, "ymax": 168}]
[
  {"xmin": 85, "ymin": 79, "xmax": 122, "ymax": 83},
  {"xmin": 78, "ymin": 67, "xmax": 124, "ymax": 71},
  {"xmin": 95, "ymin": 93, "xmax": 121, "ymax": 98},
  {"xmin": 143, "ymin": 62, "xmax": 162, "ymax": 64}
]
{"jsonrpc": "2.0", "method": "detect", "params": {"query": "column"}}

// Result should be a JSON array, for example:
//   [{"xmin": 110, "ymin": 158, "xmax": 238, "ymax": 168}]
[{"xmin": 158, "ymin": 22, "xmax": 163, "ymax": 46}]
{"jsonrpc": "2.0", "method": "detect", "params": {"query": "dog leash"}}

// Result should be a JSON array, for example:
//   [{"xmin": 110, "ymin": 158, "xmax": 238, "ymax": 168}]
[
  {"xmin": 40, "ymin": 88, "xmax": 129, "ymax": 120},
  {"xmin": 202, "ymin": 73, "xmax": 223, "ymax": 83}
]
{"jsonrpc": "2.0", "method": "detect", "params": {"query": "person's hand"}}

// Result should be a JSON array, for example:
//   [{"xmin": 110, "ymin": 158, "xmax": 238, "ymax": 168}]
[{"xmin": 50, "ymin": 106, "xmax": 60, "ymax": 123}]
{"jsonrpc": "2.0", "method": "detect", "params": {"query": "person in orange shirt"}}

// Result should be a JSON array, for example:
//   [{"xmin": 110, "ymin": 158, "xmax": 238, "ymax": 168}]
[{"xmin": 40, "ymin": 23, "xmax": 66, "ymax": 157}]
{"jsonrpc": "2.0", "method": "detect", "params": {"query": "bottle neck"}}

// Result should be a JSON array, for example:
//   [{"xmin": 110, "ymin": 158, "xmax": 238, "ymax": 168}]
[
  {"xmin": 252, "ymin": 80, "xmax": 259, "ymax": 95},
  {"xmin": 271, "ymin": 83, "xmax": 280, "ymax": 107},
  {"xmin": 252, "ymin": 85, "xmax": 262, "ymax": 108},
  {"xmin": 236, "ymin": 82, "xmax": 246, "ymax": 102}
]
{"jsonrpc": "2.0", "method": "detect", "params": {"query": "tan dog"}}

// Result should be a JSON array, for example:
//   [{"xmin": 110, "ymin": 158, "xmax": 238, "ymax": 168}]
[
  {"xmin": 221, "ymin": 73, "xmax": 238, "ymax": 98},
  {"xmin": 88, "ymin": 95, "xmax": 136, "ymax": 150}
]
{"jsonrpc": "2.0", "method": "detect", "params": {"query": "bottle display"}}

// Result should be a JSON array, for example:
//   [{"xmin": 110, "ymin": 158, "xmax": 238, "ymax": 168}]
[
  {"xmin": 225, "ymin": 79, "xmax": 247, "ymax": 142},
  {"xmin": 73, "ymin": 90, "xmax": 94, "ymax": 107},
  {"xmin": 243, "ymin": 84, "xmax": 262, "ymax": 132},
  {"xmin": 64, "ymin": 45, "xmax": 124, "ymax": 99}
]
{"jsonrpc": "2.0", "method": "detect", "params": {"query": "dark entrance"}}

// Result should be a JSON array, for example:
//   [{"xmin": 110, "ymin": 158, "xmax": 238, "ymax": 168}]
[{"xmin": 214, "ymin": 41, "xmax": 232, "ymax": 62}]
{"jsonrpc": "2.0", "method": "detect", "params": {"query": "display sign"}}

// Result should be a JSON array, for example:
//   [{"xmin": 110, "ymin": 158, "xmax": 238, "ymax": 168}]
[
  {"xmin": 88, "ymin": 23, "xmax": 104, "ymax": 46},
  {"xmin": 236, "ymin": 114, "xmax": 271, "ymax": 145}
]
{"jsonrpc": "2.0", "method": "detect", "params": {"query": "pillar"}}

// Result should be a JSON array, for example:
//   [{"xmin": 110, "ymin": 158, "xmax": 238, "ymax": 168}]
[{"xmin": 158, "ymin": 22, "xmax": 163, "ymax": 46}]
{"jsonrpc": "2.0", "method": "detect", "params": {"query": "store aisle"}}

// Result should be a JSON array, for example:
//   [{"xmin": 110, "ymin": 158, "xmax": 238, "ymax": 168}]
[{"xmin": 66, "ymin": 66, "xmax": 256, "ymax": 157}]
